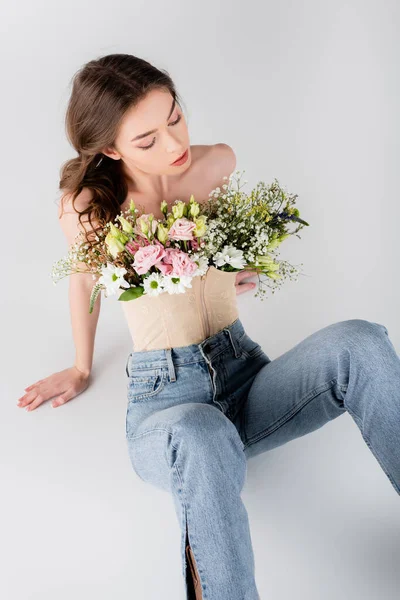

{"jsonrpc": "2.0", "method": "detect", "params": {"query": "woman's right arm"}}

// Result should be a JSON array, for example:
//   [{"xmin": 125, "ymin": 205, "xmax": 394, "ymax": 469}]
[
  {"xmin": 60, "ymin": 187, "xmax": 102, "ymax": 378},
  {"xmin": 17, "ymin": 188, "xmax": 101, "ymax": 411},
  {"xmin": 69, "ymin": 273, "xmax": 101, "ymax": 378}
]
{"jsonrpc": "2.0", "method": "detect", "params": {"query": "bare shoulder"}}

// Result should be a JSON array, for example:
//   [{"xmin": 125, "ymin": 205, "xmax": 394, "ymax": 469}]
[
  {"xmin": 192, "ymin": 143, "xmax": 236, "ymax": 174},
  {"xmin": 58, "ymin": 187, "xmax": 93, "ymax": 219},
  {"xmin": 207, "ymin": 143, "xmax": 237, "ymax": 190},
  {"xmin": 188, "ymin": 143, "xmax": 237, "ymax": 197},
  {"xmin": 212, "ymin": 143, "xmax": 237, "ymax": 174},
  {"xmin": 58, "ymin": 187, "xmax": 96, "ymax": 247}
]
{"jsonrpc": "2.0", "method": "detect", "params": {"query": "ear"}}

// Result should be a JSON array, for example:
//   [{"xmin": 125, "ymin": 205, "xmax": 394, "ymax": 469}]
[{"xmin": 101, "ymin": 147, "xmax": 121, "ymax": 160}]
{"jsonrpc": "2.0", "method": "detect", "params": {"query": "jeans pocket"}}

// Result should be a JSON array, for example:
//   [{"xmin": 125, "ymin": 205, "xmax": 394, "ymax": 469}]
[{"xmin": 127, "ymin": 368, "xmax": 167, "ymax": 402}]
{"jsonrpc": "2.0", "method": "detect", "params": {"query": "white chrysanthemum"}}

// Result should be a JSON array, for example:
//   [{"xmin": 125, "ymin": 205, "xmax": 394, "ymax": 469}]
[
  {"xmin": 163, "ymin": 274, "xmax": 193, "ymax": 294},
  {"xmin": 143, "ymin": 272, "xmax": 165, "ymax": 297},
  {"xmin": 189, "ymin": 253, "xmax": 210, "ymax": 277},
  {"xmin": 214, "ymin": 245, "xmax": 246, "ymax": 269},
  {"xmin": 98, "ymin": 263, "xmax": 130, "ymax": 297}
]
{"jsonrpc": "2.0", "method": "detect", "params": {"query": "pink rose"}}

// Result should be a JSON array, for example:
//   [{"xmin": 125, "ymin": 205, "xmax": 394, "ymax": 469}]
[
  {"xmin": 154, "ymin": 249, "xmax": 197, "ymax": 277},
  {"xmin": 133, "ymin": 214, "xmax": 159, "ymax": 239},
  {"xmin": 190, "ymin": 238, "xmax": 200, "ymax": 251},
  {"xmin": 133, "ymin": 243, "xmax": 167, "ymax": 275},
  {"xmin": 125, "ymin": 237, "xmax": 150, "ymax": 255},
  {"xmin": 156, "ymin": 263, "xmax": 173, "ymax": 275},
  {"xmin": 168, "ymin": 218, "xmax": 196, "ymax": 241},
  {"xmin": 170, "ymin": 250, "xmax": 198, "ymax": 276},
  {"xmin": 154, "ymin": 247, "xmax": 176, "ymax": 275}
]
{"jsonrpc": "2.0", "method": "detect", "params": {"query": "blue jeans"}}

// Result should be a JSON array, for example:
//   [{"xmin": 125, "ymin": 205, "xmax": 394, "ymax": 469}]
[{"xmin": 124, "ymin": 317, "xmax": 400, "ymax": 599}]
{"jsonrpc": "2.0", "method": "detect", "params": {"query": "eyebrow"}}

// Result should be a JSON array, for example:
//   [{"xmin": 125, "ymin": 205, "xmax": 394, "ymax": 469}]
[{"xmin": 130, "ymin": 98, "xmax": 177, "ymax": 142}]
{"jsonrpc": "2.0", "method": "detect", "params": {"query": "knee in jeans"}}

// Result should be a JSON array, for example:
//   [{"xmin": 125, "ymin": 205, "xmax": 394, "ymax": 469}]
[{"xmin": 336, "ymin": 319, "xmax": 389, "ymax": 350}]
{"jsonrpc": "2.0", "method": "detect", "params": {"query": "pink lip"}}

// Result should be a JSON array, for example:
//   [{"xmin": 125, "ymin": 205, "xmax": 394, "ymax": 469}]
[{"xmin": 171, "ymin": 149, "xmax": 189, "ymax": 165}]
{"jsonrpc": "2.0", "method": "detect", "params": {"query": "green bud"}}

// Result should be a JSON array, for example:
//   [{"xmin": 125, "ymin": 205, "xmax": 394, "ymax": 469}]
[
  {"xmin": 117, "ymin": 215, "xmax": 134, "ymax": 234},
  {"xmin": 172, "ymin": 201, "xmax": 185, "ymax": 219},
  {"xmin": 193, "ymin": 215, "xmax": 207, "ymax": 237},
  {"xmin": 267, "ymin": 262, "xmax": 280, "ymax": 272},
  {"xmin": 156, "ymin": 223, "xmax": 169, "ymax": 244},
  {"xmin": 189, "ymin": 201, "xmax": 200, "ymax": 218},
  {"xmin": 138, "ymin": 217, "xmax": 149, "ymax": 235},
  {"xmin": 108, "ymin": 222, "xmax": 129, "ymax": 242},
  {"xmin": 278, "ymin": 233, "xmax": 290, "ymax": 242},
  {"xmin": 167, "ymin": 214, "xmax": 176, "ymax": 227},
  {"xmin": 267, "ymin": 239, "xmax": 280, "ymax": 250},
  {"xmin": 105, "ymin": 231, "xmax": 126, "ymax": 258},
  {"xmin": 255, "ymin": 254, "xmax": 274, "ymax": 266}
]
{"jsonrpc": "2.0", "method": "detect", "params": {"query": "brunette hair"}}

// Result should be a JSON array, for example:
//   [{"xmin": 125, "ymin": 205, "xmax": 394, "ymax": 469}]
[{"xmin": 58, "ymin": 53, "xmax": 185, "ymax": 243}]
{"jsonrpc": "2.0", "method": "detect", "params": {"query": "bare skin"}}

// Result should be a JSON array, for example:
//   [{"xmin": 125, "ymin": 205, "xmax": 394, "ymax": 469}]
[{"xmin": 17, "ymin": 89, "xmax": 257, "ymax": 412}]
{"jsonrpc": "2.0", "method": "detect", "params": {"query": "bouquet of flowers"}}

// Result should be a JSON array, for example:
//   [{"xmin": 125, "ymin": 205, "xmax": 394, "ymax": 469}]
[{"xmin": 51, "ymin": 170, "xmax": 309, "ymax": 313}]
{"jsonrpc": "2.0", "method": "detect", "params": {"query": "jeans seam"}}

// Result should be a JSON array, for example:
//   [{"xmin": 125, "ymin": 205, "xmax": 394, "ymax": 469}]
[
  {"xmin": 241, "ymin": 348, "xmax": 265, "ymax": 360},
  {"xmin": 344, "ymin": 400, "xmax": 400, "ymax": 496},
  {"xmin": 127, "ymin": 426, "xmax": 175, "ymax": 442},
  {"xmin": 361, "ymin": 432, "xmax": 400, "ymax": 495},
  {"xmin": 244, "ymin": 378, "xmax": 339, "ymax": 448},
  {"xmin": 173, "ymin": 460, "xmax": 207, "ymax": 598}
]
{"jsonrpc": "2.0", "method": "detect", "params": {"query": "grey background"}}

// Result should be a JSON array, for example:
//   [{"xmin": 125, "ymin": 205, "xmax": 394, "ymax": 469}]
[{"xmin": 1, "ymin": 1, "xmax": 399, "ymax": 599}]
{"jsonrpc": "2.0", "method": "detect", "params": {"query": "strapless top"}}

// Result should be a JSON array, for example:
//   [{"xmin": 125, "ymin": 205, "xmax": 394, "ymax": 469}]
[{"xmin": 121, "ymin": 266, "xmax": 239, "ymax": 351}]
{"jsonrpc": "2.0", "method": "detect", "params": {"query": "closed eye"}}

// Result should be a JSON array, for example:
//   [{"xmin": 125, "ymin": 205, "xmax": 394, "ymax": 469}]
[{"xmin": 139, "ymin": 114, "xmax": 182, "ymax": 151}]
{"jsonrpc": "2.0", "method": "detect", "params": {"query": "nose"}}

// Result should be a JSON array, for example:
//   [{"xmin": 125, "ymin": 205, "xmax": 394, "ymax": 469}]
[{"xmin": 165, "ymin": 129, "xmax": 182, "ymax": 152}]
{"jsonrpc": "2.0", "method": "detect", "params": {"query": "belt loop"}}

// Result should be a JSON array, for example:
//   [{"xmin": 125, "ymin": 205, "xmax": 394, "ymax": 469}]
[
  {"xmin": 224, "ymin": 328, "xmax": 241, "ymax": 358},
  {"xmin": 165, "ymin": 348, "xmax": 176, "ymax": 382}
]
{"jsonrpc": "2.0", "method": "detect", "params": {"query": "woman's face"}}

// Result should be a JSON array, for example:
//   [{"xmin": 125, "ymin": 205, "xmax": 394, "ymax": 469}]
[{"xmin": 107, "ymin": 88, "xmax": 191, "ymax": 176}]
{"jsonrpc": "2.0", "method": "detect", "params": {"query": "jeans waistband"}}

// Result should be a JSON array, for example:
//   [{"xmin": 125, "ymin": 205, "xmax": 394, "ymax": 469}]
[{"xmin": 125, "ymin": 317, "xmax": 245, "ymax": 378}]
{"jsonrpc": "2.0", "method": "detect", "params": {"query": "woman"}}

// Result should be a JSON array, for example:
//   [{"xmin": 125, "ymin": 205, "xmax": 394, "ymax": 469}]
[{"xmin": 17, "ymin": 54, "xmax": 400, "ymax": 600}]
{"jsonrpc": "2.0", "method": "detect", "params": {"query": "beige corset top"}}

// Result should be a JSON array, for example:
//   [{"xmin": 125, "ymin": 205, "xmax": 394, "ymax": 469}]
[{"xmin": 121, "ymin": 266, "xmax": 239, "ymax": 352}]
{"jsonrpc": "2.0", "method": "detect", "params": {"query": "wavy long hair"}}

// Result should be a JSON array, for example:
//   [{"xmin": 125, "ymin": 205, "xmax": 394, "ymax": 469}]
[{"xmin": 58, "ymin": 53, "xmax": 185, "ymax": 244}]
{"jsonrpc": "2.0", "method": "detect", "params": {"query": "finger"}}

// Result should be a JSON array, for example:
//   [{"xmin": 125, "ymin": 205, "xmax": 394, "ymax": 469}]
[
  {"xmin": 24, "ymin": 392, "xmax": 45, "ymax": 411},
  {"xmin": 25, "ymin": 386, "xmax": 65, "ymax": 410},
  {"xmin": 25, "ymin": 387, "xmax": 70, "ymax": 411},
  {"xmin": 17, "ymin": 389, "xmax": 41, "ymax": 407},
  {"xmin": 24, "ymin": 379, "xmax": 44, "ymax": 392},
  {"xmin": 236, "ymin": 270, "xmax": 259, "ymax": 281},
  {"xmin": 51, "ymin": 389, "xmax": 74, "ymax": 408},
  {"xmin": 235, "ymin": 282, "xmax": 257, "ymax": 295},
  {"xmin": 18, "ymin": 385, "xmax": 58, "ymax": 408}
]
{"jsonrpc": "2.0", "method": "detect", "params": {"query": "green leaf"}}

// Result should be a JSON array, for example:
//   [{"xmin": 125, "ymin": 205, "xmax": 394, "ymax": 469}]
[
  {"xmin": 291, "ymin": 216, "xmax": 310, "ymax": 226},
  {"xmin": 89, "ymin": 283, "xmax": 103, "ymax": 314},
  {"xmin": 118, "ymin": 286, "xmax": 145, "ymax": 301}
]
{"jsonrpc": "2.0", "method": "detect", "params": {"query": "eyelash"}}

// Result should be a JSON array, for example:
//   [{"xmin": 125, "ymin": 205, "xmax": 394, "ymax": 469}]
[{"xmin": 139, "ymin": 114, "xmax": 182, "ymax": 150}]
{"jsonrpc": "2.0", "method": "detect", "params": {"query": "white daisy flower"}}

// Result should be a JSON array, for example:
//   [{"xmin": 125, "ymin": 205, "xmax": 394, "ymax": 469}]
[
  {"xmin": 190, "ymin": 253, "xmax": 210, "ymax": 277},
  {"xmin": 214, "ymin": 245, "xmax": 246, "ymax": 269},
  {"xmin": 143, "ymin": 272, "xmax": 165, "ymax": 297},
  {"xmin": 164, "ymin": 274, "xmax": 193, "ymax": 294},
  {"xmin": 98, "ymin": 263, "xmax": 130, "ymax": 297}
]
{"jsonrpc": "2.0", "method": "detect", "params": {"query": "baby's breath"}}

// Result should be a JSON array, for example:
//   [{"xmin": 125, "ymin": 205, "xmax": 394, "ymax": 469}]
[{"xmin": 200, "ymin": 170, "xmax": 309, "ymax": 299}]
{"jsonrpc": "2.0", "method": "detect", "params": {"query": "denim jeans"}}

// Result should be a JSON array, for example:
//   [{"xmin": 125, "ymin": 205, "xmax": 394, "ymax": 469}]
[{"xmin": 124, "ymin": 317, "xmax": 400, "ymax": 599}]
